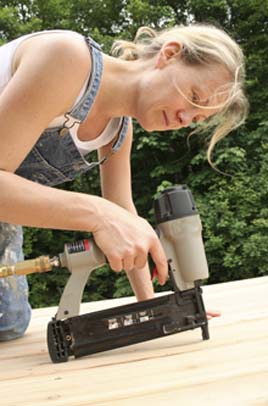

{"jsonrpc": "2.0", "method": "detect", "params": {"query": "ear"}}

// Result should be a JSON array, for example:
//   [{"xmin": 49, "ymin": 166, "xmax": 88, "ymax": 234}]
[{"xmin": 155, "ymin": 41, "xmax": 183, "ymax": 69}]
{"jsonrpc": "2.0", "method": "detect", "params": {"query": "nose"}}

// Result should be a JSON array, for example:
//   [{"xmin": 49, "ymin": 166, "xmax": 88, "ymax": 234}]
[
  {"xmin": 177, "ymin": 110, "xmax": 196, "ymax": 128},
  {"xmin": 178, "ymin": 111, "xmax": 193, "ymax": 127},
  {"xmin": 177, "ymin": 108, "xmax": 207, "ymax": 128}
]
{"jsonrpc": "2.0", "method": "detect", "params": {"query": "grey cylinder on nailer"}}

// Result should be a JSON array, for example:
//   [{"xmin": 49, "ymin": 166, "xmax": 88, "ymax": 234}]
[{"xmin": 154, "ymin": 185, "xmax": 209, "ymax": 291}]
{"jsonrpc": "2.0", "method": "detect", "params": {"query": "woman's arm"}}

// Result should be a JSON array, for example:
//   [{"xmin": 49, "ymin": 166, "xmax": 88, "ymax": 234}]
[
  {"xmin": 98, "ymin": 120, "xmax": 156, "ymax": 300},
  {"xmin": 0, "ymin": 34, "xmax": 168, "ymax": 283},
  {"xmin": 0, "ymin": 34, "xmax": 100, "ymax": 228}
]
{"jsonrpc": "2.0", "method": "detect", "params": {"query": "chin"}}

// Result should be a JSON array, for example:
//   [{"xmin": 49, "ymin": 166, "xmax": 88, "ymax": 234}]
[
  {"xmin": 137, "ymin": 119, "xmax": 151, "ymax": 132},
  {"xmin": 142, "ymin": 125, "xmax": 164, "ymax": 133},
  {"xmin": 144, "ymin": 126, "xmax": 155, "ymax": 132},
  {"xmin": 137, "ymin": 119, "xmax": 159, "ymax": 132},
  {"xmin": 137, "ymin": 113, "xmax": 165, "ymax": 132}
]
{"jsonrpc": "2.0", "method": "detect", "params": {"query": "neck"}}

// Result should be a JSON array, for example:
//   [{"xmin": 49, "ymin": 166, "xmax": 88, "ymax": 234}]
[{"xmin": 90, "ymin": 54, "xmax": 151, "ymax": 120}]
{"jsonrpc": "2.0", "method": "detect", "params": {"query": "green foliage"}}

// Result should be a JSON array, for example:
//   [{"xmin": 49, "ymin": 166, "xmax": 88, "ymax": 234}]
[{"xmin": 1, "ymin": 0, "xmax": 267, "ymax": 307}]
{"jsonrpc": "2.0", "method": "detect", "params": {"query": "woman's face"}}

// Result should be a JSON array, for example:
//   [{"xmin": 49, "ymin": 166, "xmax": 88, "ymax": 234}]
[{"xmin": 135, "ymin": 44, "xmax": 231, "ymax": 132}]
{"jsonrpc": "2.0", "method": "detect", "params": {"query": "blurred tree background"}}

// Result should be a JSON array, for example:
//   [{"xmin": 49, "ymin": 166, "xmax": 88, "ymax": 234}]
[{"xmin": 0, "ymin": 0, "xmax": 267, "ymax": 307}]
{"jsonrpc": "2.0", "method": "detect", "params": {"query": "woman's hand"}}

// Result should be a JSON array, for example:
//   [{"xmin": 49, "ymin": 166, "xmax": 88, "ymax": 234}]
[{"xmin": 92, "ymin": 199, "xmax": 168, "ymax": 286}]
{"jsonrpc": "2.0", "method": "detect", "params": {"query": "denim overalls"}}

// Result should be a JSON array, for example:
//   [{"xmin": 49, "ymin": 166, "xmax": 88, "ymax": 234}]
[{"xmin": 0, "ymin": 36, "xmax": 130, "ymax": 341}]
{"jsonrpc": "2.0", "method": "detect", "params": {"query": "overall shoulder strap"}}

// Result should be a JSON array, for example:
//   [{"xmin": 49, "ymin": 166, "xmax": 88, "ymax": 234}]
[{"xmin": 67, "ymin": 36, "xmax": 103, "ymax": 122}]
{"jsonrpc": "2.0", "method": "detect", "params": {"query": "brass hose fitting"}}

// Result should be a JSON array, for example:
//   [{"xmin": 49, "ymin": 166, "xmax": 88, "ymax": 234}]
[{"xmin": 0, "ymin": 256, "xmax": 58, "ymax": 278}]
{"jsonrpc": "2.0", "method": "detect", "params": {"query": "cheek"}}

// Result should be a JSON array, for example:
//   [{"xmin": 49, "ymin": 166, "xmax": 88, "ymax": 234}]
[{"xmin": 144, "ymin": 72, "xmax": 174, "ymax": 105}]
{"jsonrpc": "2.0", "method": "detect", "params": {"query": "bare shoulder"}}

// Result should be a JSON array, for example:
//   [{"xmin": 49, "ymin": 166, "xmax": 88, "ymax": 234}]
[
  {"xmin": 13, "ymin": 31, "xmax": 91, "ymax": 73},
  {"xmin": 12, "ymin": 31, "xmax": 92, "ymax": 113},
  {"xmin": 0, "ymin": 32, "xmax": 93, "ymax": 171}
]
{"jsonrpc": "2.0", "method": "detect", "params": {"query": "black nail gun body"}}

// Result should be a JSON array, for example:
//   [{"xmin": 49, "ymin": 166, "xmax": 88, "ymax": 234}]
[{"xmin": 47, "ymin": 185, "xmax": 210, "ymax": 363}]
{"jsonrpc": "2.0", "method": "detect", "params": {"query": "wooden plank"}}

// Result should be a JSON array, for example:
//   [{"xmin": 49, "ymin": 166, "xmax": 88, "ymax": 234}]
[{"xmin": 0, "ymin": 276, "xmax": 268, "ymax": 406}]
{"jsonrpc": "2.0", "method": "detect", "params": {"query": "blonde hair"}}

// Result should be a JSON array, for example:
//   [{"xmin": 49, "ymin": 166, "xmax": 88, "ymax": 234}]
[{"xmin": 111, "ymin": 24, "xmax": 249, "ymax": 167}]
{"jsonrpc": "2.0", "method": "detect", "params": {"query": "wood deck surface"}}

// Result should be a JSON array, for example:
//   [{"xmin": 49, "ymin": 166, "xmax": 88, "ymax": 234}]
[{"xmin": 0, "ymin": 276, "xmax": 268, "ymax": 406}]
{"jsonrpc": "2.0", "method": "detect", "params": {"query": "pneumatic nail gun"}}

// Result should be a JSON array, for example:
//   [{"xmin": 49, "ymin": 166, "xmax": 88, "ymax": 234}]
[{"xmin": 0, "ymin": 185, "xmax": 210, "ymax": 362}]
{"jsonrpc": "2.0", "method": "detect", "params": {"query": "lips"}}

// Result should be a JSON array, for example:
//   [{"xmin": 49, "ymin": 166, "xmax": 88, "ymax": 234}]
[{"xmin": 163, "ymin": 111, "xmax": 169, "ymax": 127}]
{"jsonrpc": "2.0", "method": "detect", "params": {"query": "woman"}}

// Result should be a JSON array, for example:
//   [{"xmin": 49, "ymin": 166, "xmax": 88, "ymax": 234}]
[{"xmin": 0, "ymin": 24, "xmax": 248, "ymax": 341}]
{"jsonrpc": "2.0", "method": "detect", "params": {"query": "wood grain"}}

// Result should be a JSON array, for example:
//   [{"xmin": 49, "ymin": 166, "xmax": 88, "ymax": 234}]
[{"xmin": 0, "ymin": 276, "xmax": 267, "ymax": 406}]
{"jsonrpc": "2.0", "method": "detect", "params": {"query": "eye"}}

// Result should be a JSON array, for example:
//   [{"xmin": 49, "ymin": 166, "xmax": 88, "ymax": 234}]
[{"xmin": 191, "ymin": 91, "xmax": 200, "ymax": 104}]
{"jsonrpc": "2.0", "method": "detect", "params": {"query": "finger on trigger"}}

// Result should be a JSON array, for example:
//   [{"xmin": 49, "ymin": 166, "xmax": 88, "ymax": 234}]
[{"xmin": 150, "ymin": 240, "xmax": 168, "ymax": 285}]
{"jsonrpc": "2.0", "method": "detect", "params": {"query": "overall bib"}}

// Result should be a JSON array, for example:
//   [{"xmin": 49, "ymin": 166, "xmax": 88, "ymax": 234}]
[{"xmin": 0, "ymin": 36, "xmax": 129, "ymax": 341}]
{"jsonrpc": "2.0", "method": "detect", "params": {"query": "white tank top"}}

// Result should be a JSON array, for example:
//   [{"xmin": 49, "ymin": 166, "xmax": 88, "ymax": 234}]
[{"xmin": 0, "ymin": 30, "xmax": 121, "ymax": 155}]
